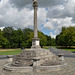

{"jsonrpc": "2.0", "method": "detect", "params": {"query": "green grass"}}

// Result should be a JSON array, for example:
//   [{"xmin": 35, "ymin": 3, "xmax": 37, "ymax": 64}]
[
  {"xmin": 0, "ymin": 50, "xmax": 22, "ymax": 55},
  {"xmin": 56, "ymin": 46, "xmax": 75, "ymax": 52},
  {"xmin": 62, "ymin": 49, "xmax": 75, "ymax": 52},
  {"xmin": 42, "ymin": 46, "xmax": 50, "ymax": 49},
  {"xmin": 43, "ymin": 46, "xmax": 56, "ymax": 49}
]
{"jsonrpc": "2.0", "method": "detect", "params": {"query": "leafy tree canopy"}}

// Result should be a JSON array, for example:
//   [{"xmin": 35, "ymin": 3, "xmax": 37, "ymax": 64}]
[{"xmin": 56, "ymin": 26, "xmax": 75, "ymax": 47}]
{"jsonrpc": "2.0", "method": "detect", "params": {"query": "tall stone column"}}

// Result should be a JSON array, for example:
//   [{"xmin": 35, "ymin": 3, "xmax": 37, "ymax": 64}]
[
  {"xmin": 32, "ymin": 0, "xmax": 40, "ymax": 48},
  {"xmin": 34, "ymin": 7, "xmax": 38, "ymax": 38}
]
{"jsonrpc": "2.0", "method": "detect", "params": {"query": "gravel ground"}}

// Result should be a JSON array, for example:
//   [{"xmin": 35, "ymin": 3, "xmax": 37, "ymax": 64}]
[{"xmin": 0, "ymin": 57, "xmax": 75, "ymax": 75}]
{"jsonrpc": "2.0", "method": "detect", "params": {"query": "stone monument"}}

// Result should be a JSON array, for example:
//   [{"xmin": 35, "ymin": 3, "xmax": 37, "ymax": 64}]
[
  {"xmin": 32, "ymin": 0, "xmax": 40, "ymax": 48},
  {"xmin": 4, "ymin": 0, "xmax": 67, "ymax": 73}
]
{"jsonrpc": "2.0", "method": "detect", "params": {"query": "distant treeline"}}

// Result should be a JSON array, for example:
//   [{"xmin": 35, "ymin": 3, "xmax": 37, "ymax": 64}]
[
  {"xmin": 56, "ymin": 26, "xmax": 75, "ymax": 47},
  {"xmin": 0, "ymin": 27, "xmax": 56, "ymax": 48},
  {"xmin": 0, "ymin": 26, "xmax": 75, "ymax": 48}
]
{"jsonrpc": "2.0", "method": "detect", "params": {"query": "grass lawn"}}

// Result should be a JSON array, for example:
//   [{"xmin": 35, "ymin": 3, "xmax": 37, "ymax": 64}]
[
  {"xmin": 42, "ymin": 46, "xmax": 50, "ymax": 49},
  {"xmin": 56, "ymin": 46, "xmax": 75, "ymax": 52},
  {"xmin": 43, "ymin": 46, "xmax": 56, "ymax": 49},
  {"xmin": 0, "ymin": 49, "xmax": 22, "ymax": 55},
  {"xmin": 62, "ymin": 49, "xmax": 75, "ymax": 52}
]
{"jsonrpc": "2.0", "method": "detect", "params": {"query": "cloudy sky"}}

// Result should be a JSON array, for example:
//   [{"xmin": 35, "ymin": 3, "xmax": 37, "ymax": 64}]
[{"xmin": 0, "ymin": 0, "xmax": 75, "ymax": 38}]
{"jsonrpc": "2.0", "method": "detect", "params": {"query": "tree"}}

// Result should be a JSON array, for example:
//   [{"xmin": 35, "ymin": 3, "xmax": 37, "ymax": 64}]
[
  {"xmin": 26, "ymin": 32, "xmax": 34, "ymax": 48},
  {"xmin": 56, "ymin": 26, "xmax": 75, "ymax": 47},
  {"xmin": 1, "ymin": 27, "xmax": 53, "ymax": 48},
  {"xmin": 0, "ymin": 29, "xmax": 9, "ymax": 48},
  {"xmin": 38, "ymin": 31, "xmax": 47, "ymax": 47},
  {"xmin": 51, "ymin": 38, "xmax": 56, "ymax": 46},
  {"xmin": 23, "ymin": 28, "xmax": 33, "ymax": 48},
  {"xmin": 23, "ymin": 28, "xmax": 33, "ymax": 34},
  {"xmin": 45, "ymin": 35, "xmax": 51, "ymax": 46},
  {"xmin": 10, "ymin": 28, "xmax": 24, "ymax": 48},
  {"xmin": 3, "ymin": 27, "xmax": 14, "ymax": 39}
]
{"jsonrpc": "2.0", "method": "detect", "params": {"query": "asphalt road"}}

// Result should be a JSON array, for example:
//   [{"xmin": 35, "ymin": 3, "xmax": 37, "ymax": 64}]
[
  {"xmin": 0, "ymin": 55, "xmax": 14, "ymax": 59},
  {"xmin": 49, "ymin": 47, "xmax": 75, "ymax": 58}
]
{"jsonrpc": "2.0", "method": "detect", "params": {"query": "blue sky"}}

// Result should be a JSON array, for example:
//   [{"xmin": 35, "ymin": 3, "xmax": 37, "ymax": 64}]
[
  {"xmin": 40, "ymin": 19, "xmax": 53, "ymax": 36},
  {"xmin": 40, "ymin": 19, "xmax": 55, "ymax": 38},
  {"xmin": 41, "ymin": 28, "xmax": 54, "ymax": 36}
]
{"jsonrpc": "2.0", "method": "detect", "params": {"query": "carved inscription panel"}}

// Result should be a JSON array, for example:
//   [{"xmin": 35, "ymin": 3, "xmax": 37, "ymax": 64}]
[{"xmin": 36, "ymin": 41, "xmax": 39, "ymax": 45}]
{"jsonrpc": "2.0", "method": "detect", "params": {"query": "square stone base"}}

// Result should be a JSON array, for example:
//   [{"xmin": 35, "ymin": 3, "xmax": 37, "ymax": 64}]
[{"xmin": 32, "ymin": 38, "xmax": 41, "ymax": 48}]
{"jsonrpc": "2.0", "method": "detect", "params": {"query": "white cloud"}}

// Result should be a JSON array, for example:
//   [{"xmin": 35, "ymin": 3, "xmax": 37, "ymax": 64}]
[
  {"xmin": 44, "ymin": 17, "xmax": 75, "ymax": 35},
  {"xmin": 0, "ymin": 27, "xmax": 5, "ymax": 30},
  {"xmin": 0, "ymin": 6, "xmax": 34, "ymax": 28},
  {"xmin": 37, "ymin": 8, "xmax": 47, "ymax": 30},
  {"xmin": 50, "ymin": 32, "xmax": 56, "ymax": 38},
  {"xmin": 0, "ymin": 0, "xmax": 47, "ymax": 30}
]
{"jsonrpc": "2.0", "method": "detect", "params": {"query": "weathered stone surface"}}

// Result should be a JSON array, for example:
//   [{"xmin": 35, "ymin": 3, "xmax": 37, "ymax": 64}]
[
  {"xmin": 4, "ymin": 48, "xmax": 66, "ymax": 69},
  {"xmin": 32, "ymin": 0, "xmax": 41, "ymax": 48},
  {"xmin": 32, "ymin": 38, "xmax": 41, "ymax": 48},
  {"xmin": 1, "ymin": 57, "xmax": 75, "ymax": 75}
]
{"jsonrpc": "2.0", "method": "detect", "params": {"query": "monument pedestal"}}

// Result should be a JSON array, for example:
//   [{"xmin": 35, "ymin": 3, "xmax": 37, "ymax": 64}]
[{"xmin": 32, "ymin": 38, "xmax": 41, "ymax": 48}]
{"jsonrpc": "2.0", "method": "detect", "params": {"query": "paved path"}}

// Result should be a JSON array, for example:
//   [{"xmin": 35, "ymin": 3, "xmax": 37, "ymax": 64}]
[
  {"xmin": 49, "ymin": 47, "xmax": 75, "ymax": 58},
  {"xmin": 0, "ymin": 55, "xmax": 15, "ymax": 59},
  {"xmin": 0, "ymin": 57, "xmax": 75, "ymax": 75}
]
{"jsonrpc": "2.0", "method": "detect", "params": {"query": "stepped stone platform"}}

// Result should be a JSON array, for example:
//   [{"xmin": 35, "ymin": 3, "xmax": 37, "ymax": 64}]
[{"xmin": 4, "ymin": 48, "xmax": 67, "ymax": 72}]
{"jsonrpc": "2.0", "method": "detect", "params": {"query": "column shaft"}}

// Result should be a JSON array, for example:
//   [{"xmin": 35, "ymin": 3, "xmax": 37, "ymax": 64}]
[{"xmin": 34, "ymin": 7, "xmax": 38, "ymax": 38}]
